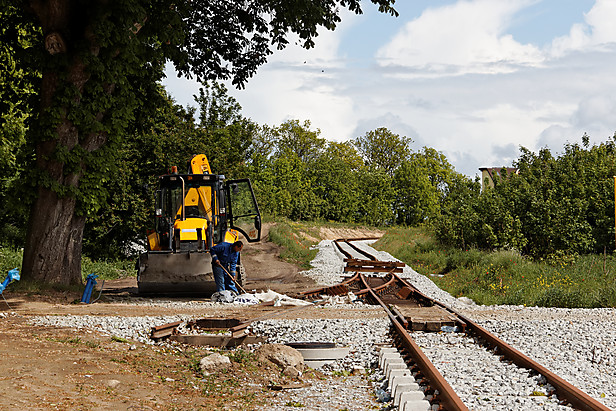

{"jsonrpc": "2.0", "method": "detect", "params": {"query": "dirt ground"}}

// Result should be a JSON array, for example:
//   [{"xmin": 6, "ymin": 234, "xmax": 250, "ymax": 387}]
[{"xmin": 0, "ymin": 225, "xmax": 383, "ymax": 410}]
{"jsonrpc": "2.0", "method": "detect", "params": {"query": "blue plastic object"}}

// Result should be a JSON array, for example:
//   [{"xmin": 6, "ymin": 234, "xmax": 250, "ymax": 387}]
[
  {"xmin": 0, "ymin": 268, "xmax": 20, "ymax": 294},
  {"xmin": 81, "ymin": 274, "xmax": 98, "ymax": 303}
]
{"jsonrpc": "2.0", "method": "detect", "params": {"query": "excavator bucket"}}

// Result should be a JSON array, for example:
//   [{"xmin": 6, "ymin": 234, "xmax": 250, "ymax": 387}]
[{"xmin": 137, "ymin": 252, "xmax": 216, "ymax": 295}]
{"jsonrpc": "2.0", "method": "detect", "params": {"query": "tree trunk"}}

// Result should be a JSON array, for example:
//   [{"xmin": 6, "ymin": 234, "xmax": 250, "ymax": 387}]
[
  {"xmin": 22, "ymin": 0, "xmax": 97, "ymax": 285},
  {"xmin": 22, "ymin": 186, "xmax": 85, "ymax": 286}
]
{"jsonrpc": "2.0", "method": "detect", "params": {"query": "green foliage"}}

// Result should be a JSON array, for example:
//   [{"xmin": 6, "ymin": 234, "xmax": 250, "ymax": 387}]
[
  {"xmin": 435, "ymin": 136, "xmax": 616, "ymax": 260},
  {"xmin": 0, "ymin": 6, "xmax": 40, "ymax": 248},
  {"xmin": 268, "ymin": 219, "xmax": 318, "ymax": 269},
  {"xmin": 353, "ymin": 127, "xmax": 411, "ymax": 176},
  {"xmin": 0, "ymin": 247, "xmax": 22, "ymax": 276},
  {"xmin": 393, "ymin": 147, "xmax": 457, "ymax": 225},
  {"xmin": 374, "ymin": 226, "xmax": 616, "ymax": 308}
]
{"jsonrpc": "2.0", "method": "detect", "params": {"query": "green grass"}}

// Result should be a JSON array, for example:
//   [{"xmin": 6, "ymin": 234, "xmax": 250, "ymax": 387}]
[
  {"xmin": 81, "ymin": 256, "xmax": 136, "ymax": 280},
  {"xmin": 0, "ymin": 247, "xmax": 135, "ymax": 294},
  {"xmin": 0, "ymin": 247, "xmax": 22, "ymax": 277},
  {"xmin": 268, "ymin": 218, "xmax": 319, "ymax": 269},
  {"xmin": 373, "ymin": 226, "xmax": 616, "ymax": 308}
]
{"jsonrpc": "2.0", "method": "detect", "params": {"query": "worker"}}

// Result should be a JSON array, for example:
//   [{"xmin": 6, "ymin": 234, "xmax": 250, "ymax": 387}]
[{"xmin": 210, "ymin": 240, "xmax": 243, "ymax": 294}]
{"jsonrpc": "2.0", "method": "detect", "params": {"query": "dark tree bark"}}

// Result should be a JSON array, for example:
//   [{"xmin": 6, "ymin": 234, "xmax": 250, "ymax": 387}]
[
  {"xmin": 22, "ymin": 188, "xmax": 85, "ymax": 285},
  {"xmin": 22, "ymin": 0, "xmax": 103, "ymax": 285}
]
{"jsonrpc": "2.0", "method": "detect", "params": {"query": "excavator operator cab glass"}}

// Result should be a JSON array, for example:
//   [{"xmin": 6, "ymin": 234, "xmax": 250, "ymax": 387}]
[
  {"xmin": 226, "ymin": 179, "xmax": 261, "ymax": 242},
  {"xmin": 156, "ymin": 175, "xmax": 224, "ymax": 247}
]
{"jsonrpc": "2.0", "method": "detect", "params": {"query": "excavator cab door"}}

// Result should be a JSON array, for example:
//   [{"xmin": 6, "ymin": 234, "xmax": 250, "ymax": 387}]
[{"xmin": 225, "ymin": 179, "xmax": 261, "ymax": 242}]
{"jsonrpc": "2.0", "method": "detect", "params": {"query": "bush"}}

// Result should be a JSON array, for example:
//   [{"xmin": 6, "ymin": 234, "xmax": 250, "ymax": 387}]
[
  {"xmin": 0, "ymin": 247, "xmax": 22, "ymax": 277},
  {"xmin": 374, "ymin": 225, "xmax": 616, "ymax": 308},
  {"xmin": 534, "ymin": 287, "xmax": 585, "ymax": 308}
]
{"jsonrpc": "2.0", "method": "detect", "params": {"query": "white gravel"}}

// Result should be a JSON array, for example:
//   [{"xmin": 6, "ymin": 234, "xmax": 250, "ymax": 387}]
[
  {"xmin": 30, "ymin": 314, "xmax": 195, "ymax": 345},
  {"xmin": 250, "ymin": 317, "xmax": 390, "ymax": 372},
  {"xmin": 27, "ymin": 239, "xmax": 616, "ymax": 410},
  {"xmin": 304, "ymin": 239, "xmax": 616, "ymax": 410}
]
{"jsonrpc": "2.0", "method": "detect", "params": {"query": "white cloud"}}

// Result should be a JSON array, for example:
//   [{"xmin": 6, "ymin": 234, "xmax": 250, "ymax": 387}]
[
  {"xmin": 551, "ymin": 0, "xmax": 616, "ymax": 57},
  {"xmin": 163, "ymin": 1, "xmax": 616, "ymax": 178},
  {"xmin": 376, "ymin": 0, "xmax": 544, "ymax": 76},
  {"xmin": 221, "ymin": 10, "xmax": 361, "ymax": 141}
]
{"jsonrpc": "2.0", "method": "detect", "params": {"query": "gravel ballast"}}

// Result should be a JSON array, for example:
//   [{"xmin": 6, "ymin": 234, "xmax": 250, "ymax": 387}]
[{"xmin": 27, "ymin": 238, "xmax": 616, "ymax": 410}]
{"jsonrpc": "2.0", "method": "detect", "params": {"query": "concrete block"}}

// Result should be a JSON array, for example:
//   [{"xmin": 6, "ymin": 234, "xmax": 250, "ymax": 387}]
[
  {"xmin": 401, "ymin": 399, "xmax": 432, "ymax": 411},
  {"xmin": 387, "ymin": 369, "xmax": 412, "ymax": 387},
  {"xmin": 396, "ymin": 389, "xmax": 425, "ymax": 405},
  {"xmin": 394, "ymin": 384, "xmax": 425, "ymax": 406},
  {"xmin": 384, "ymin": 361, "xmax": 406, "ymax": 377},
  {"xmin": 378, "ymin": 347, "xmax": 398, "ymax": 362},
  {"xmin": 380, "ymin": 352, "xmax": 401, "ymax": 368},
  {"xmin": 391, "ymin": 375, "xmax": 419, "ymax": 393}
]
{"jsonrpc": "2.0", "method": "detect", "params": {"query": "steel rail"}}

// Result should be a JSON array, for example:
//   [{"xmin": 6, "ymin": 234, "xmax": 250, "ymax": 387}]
[
  {"xmin": 333, "ymin": 237, "xmax": 380, "ymax": 260},
  {"xmin": 339, "ymin": 238, "xmax": 611, "ymax": 411},
  {"xmin": 339, "ymin": 238, "xmax": 378, "ymax": 260},
  {"xmin": 354, "ymin": 272, "xmax": 397, "ymax": 296},
  {"xmin": 357, "ymin": 273, "xmax": 468, "ymax": 411},
  {"xmin": 389, "ymin": 274, "xmax": 610, "ymax": 411},
  {"xmin": 301, "ymin": 272, "xmax": 361, "ymax": 298}
]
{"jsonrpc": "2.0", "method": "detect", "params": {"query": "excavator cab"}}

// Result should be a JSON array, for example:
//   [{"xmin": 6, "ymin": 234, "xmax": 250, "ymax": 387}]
[{"xmin": 137, "ymin": 156, "xmax": 261, "ymax": 295}]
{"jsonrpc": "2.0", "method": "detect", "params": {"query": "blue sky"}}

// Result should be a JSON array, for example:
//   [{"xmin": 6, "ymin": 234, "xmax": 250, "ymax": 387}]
[{"xmin": 163, "ymin": 0, "xmax": 616, "ymax": 176}]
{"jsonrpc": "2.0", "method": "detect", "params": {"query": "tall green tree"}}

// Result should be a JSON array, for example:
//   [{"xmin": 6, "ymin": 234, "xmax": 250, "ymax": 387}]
[
  {"xmin": 393, "ymin": 147, "xmax": 456, "ymax": 226},
  {"xmin": 353, "ymin": 127, "xmax": 411, "ymax": 176},
  {"xmin": 0, "ymin": 5, "xmax": 40, "ymax": 247},
  {"xmin": 274, "ymin": 119, "xmax": 327, "ymax": 164},
  {"xmin": 435, "ymin": 136, "xmax": 616, "ymax": 258},
  {"xmin": 309, "ymin": 142, "xmax": 361, "ymax": 222},
  {"xmin": 82, "ymin": 88, "xmax": 199, "ymax": 258},
  {"xmin": 9, "ymin": 0, "xmax": 397, "ymax": 285}
]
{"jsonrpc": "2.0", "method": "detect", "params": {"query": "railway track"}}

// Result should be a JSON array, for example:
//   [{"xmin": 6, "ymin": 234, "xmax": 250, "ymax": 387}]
[{"xmin": 301, "ymin": 238, "xmax": 610, "ymax": 411}]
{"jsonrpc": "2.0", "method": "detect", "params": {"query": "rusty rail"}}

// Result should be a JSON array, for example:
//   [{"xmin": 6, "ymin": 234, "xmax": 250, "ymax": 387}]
[
  {"xmin": 150, "ymin": 320, "xmax": 182, "ymax": 339},
  {"xmin": 358, "ymin": 273, "xmax": 468, "ymax": 411},
  {"xmin": 332, "ymin": 238, "xmax": 611, "ymax": 411}
]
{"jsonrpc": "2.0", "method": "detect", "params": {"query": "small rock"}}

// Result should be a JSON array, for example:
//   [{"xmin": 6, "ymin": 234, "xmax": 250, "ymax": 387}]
[
  {"xmin": 200, "ymin": 353, "xmax": 231, "ymax": 373},
  {"xmin": 282, "ymin": 365, "xmax": 302, "ymax": 378},
  {"xmin": 255, "ymin": 344, "xmax": 304, "ymax": 371},
  {"xmin": 107, "ymin": 379, "xmax": 121, "ymax": 388},
  {"xmin": 457, "ymin": 297, "xmax": 475, "ymax": 306},
  {"xmin": 129, "ymin": 345, "xmax": 137, "ymax": 351}
]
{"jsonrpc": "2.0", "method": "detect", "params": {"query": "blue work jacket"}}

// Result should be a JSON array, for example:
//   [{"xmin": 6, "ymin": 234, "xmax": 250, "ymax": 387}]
[{"xmin": 210, "ymin": 242, "xmax": 239, "ymax": 273}]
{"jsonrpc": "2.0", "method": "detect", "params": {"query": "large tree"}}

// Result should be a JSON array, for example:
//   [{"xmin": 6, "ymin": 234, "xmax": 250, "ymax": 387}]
[{"xmin": 9, "ymin": 0, "xmax": 397, "ymax": 285}]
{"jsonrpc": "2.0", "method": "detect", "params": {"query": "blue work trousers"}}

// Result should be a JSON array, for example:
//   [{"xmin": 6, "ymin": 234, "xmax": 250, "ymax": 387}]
[{"xmin": 212, "ymin": 264, "xmax": 238, "ymax": 293}]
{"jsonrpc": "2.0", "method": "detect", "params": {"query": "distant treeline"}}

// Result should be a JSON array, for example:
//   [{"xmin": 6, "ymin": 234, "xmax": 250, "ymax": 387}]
[{"xmin": 2, "ymin": 82, "xmax": 615, "ymax": 261}]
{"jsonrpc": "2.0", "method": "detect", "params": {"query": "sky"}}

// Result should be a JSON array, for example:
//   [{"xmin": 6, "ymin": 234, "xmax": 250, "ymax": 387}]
[{"xmin": 162, "ymin": 0, "xmax": 616, "ymax": 177}]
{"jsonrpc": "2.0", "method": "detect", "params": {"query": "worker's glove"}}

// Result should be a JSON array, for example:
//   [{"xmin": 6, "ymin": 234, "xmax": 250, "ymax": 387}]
[
  {"xmin": 231, "ymin": 271, "xmax": 237, "ymax": 277},
  {"xmin": 213, "ymin": 260, "xmax": 221, "ymax": 266}
]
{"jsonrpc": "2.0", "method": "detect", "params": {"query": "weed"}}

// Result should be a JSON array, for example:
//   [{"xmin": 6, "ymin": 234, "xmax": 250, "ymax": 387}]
[
  {"xmin": 111, "ymin": 335, "xmax": 130, "ymax": 343},
  {"xmin": 374, "ymin": 226, "xmax": 616, "ymax": 308},
  {"xmin": 269, "ymin": 219, "xmax": 317, "ymax": 269},
  {"xmin": 285, "ymin": 401, "xmax": 305, "ymax": 407},
  {"xmin": 228, "ymin": 348, "xmax": 254, "ymax": 364}
]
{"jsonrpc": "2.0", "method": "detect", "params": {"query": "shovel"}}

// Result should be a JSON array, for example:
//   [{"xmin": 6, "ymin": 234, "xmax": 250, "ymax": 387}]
[{"xmin": 217, "ymin": 262, "xmax": 247, "ymax": 295}]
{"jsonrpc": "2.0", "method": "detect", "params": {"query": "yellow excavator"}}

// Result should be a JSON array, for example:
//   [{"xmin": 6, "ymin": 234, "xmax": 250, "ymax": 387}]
[{"xmin": 137, "ymin": 154, "xmax": 261, "ymax": 294}]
